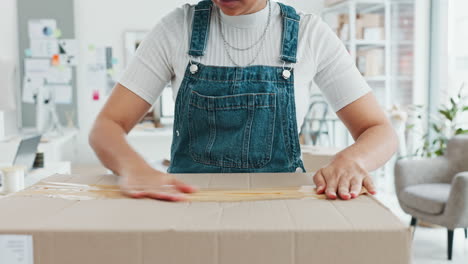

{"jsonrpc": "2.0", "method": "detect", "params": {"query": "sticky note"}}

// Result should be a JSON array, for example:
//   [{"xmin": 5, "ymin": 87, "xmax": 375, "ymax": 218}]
[
  {"xmin": 92, "ymin": 90, "xmax": 100, "ymax": 101},
  {"xmin": 24, "ymin": 49, "xmax": 32, "ymax": 57},
  {"xmin": 51, "ymin": 54, "xmax": 60, "ymax": 66},
  {"xmin": 54, "ymin": 29, "xmax": 62, "ymax": 38}
]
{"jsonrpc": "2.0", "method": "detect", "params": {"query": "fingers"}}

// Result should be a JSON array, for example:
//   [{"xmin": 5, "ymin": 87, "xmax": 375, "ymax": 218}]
[
  {"xmin": 325, "ymin": 178, "xmax": 338, "ymax": 200},
  {"xmin": 313, "ymin": 170, "xmax": 326, "ymax": 194},
  {"xmin": 125, "ymin": 190, "xmax": 187, "ymax": 201},
  {"xmin": 172, "ymin": 179, "xmax": 198, "ymax": 193},
  {"xmin": 363, "ymin": 176, "xmax": 377, "ymax": 195},
  {"xmin": 338, "ymin": 177, "xmax": 351, "ymax": 200},
  {"xmin": 122, "ymin": 184, "xmax": 188, "ymax": 202},
  {"xmin": 349, "ymin": 178, "xmax": 362, "ymax": 198},
  {"xmin": 143, "ymin": 191, "xmax": 187, "ymax": 202}
]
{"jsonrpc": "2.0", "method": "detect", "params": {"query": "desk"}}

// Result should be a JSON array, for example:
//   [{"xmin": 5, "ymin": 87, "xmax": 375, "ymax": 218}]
[
  {"xmin": 0, "ymin": 128, "xmax": 78, "ymax": 165},
  {"xmin": 127, "ymin": 125, "xmax": 173, "ymax": 163},
  {"xmin": 38, "ymin": 128, "xmax": 78, "ymax": 163}
]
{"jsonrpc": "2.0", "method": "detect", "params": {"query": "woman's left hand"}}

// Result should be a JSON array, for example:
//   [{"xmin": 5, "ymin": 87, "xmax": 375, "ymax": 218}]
[{"xmin": 312, "ymin": 154, "xmax": 377, "ymax": 200}]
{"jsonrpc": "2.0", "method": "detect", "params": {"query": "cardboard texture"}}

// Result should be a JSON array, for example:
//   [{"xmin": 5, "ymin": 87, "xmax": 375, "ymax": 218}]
[
  {"xmin": 337, "ymin": 14, "xmax": 384, "ymax": 40},
  {"xmin": 357, "ymin": 48, "xmax": 385, "ymax": 76},
  {"xmin": 10, "ymin": 182, "xmax": 369, "ymax": 202},
  {"xmin": 301, "ymin": 145, "xmax": 340, "ymax": 172},
  {"xmin": 0, "ymin": 173, "xmax": 412, "ymax": 264}
]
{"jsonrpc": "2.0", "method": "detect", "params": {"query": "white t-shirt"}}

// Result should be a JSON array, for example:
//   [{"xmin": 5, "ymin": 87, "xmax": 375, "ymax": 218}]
[{"xmin": 119, "ymin": 1, "xmax": 371, "ymax": 129}]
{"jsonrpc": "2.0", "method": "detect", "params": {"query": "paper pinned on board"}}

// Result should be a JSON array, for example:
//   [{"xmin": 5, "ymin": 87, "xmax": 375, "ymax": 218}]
[
  {"xmin": 50, "ymin": 85, "xmax": 73, "ymax": 104},
  {"xmin": 46, "ymin": 67, "xmax": 72, "ymax": 84},
  {"xmin": 58, "ymin": 39, "xmax": 78, "ymax": 56},
  {"xmin": 24, "ymin": 59, "xmax": 50, "ymax": 76},
  {"xmin": 30, "ymin": 39, "xmax": 58, "ymax": 57},
  {"xmin": 59, "ymin": 54, "xmax": 77, "ymax": 66},
  {"xmin": 22, "ymin": 76, "xmax": 44, "ymax": 104},
  {"xmin": 28, "ymin": 19, "xmax": 57, "ymax": 39},
  {"xmin": 58, "ymin": 39, "xmax": 78, "ymax": 66}
]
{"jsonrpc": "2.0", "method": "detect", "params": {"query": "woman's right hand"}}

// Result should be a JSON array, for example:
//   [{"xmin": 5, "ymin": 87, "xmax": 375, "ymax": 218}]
[{"xmin": 119, "ymin": 167, "xmax": 197, "ymax": 202}]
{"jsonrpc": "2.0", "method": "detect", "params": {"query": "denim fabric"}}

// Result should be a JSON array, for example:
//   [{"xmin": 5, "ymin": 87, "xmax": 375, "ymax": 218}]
[
  {"xmin": 188, "ymin": 1, "xmax": 212, "ymax": 57},
  {"xmin": 169, "ymin": 1, "xmax": 304, "ymax": 173},
  {"xmin": 278, "ymin": 3, "xmax": 300, "ymax": 63}
]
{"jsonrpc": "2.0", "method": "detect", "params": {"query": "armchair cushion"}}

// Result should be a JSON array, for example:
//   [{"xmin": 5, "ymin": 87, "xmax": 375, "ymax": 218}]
[
  {"xmin": 394, "ymin": 157, "xmax": 454, "ymax": 197},
  {"xmin": 400, "ymin": 183, "xmax": 451, "ymax": 215}
]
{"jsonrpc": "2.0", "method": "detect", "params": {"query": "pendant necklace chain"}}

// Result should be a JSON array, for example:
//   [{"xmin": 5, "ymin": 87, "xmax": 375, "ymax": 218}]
[{"xmin": 217, "ymin": 0, "xmax": 271, "ymax": 67}]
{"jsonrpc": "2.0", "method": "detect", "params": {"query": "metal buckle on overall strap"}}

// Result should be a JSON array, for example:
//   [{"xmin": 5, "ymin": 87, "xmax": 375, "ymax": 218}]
[
  {"xmin": 189, "ymin": 56, "xmax": 199, "ymax": 74},
  {"xmin": 282, "ymin": 61, "xmax": 293, "ymax": 80}
]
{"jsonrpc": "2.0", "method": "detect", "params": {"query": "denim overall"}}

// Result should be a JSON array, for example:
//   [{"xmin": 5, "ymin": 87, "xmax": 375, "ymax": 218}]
[{"xmin": 168, "ymin": 0, "xmax": 305, "ymax": 173}]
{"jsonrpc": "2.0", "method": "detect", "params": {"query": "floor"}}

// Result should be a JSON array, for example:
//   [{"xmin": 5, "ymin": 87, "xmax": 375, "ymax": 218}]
[
  {"xmin": 376, "ymin": 191, "xmax": 468, "ymax": 263},
  {"xmin": 72, "ymin": 165, "xmax": 468, "ymax": 263}
]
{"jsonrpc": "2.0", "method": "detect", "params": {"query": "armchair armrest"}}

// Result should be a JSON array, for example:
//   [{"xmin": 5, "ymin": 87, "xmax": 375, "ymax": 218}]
[
  {"xmin": 443, "ymin": 172, "xmax": 468, "ymax": 228},
  {"xmin": 394, "ymin": 157, "xmax": 453, "ymax": 196}
]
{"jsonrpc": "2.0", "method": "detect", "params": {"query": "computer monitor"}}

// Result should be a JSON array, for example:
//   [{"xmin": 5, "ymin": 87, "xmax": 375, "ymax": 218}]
[{"xmin": 13, "ymin": 135, "xmax": 41, "ymax": 171}]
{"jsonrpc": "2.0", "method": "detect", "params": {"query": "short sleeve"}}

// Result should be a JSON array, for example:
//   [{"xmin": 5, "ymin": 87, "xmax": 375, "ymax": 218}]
[
  {"xmin": 311, "ymin": 18, "xmax": 371, "ymax": 112},
  {"xmin": 119, "ymin": 7, "xmax": 186, "ymax": 105}
]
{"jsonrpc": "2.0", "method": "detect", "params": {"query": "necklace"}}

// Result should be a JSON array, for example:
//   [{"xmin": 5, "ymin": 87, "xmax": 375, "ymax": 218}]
[
  {"xmin": 218, "ymin": 0, "xmax": 271, "ymax": 51},
  {"xmin": 217, "ymin": 1, "xmax": 271, "ymax": 67}
]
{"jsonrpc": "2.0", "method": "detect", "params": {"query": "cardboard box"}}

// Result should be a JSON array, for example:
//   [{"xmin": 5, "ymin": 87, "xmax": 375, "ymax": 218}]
[
  {"xmin": 363, "ymin": 27, "xmax": 385, "ymax": 41},
  {"xmin": 301, "ymin": 145, "xmax": 340, "ymax": 172},
  {"xmin": 0, "ymin": 173, "xmax": 411, "ymax": 264},
  {"xmin": 337, "ymin": 14, "xmax": 384, "ymax": 40},
  {"xmin": 357, "ymin": 48, "xmax": 385, "ymax": 76}
]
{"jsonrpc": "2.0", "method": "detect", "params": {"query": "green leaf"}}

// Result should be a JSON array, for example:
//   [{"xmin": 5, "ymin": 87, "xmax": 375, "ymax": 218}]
[
  {"xmin": 450, "ymin": 98, "xmax": 457, "ymax": 107},
  {"xmin": 463, "ymin": 106, "xmax": 468, "ymax": 111},
  {"xmin": 439, "ymin": 109, "xmax": 453, "ymax": 121},
  {"xmin": 432, "ymin": 124, "xmax": 441, "ymax": 133},
  {"xmin": 455, "ymin": 128, "xmax": 468, "ymax": 135},
  {"xmin": 434, "ymin": 149, "xmax": 444, "ymax": 156}
]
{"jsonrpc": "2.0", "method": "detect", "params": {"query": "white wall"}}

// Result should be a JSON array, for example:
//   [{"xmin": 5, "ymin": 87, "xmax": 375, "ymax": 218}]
[
  {"xmin": 73, "ymin": 0, "xmax": 324, "ymax": 164},
  {"xmin": 0, "ymin": 0, "xmax": 19, "ymax": 61},
  {"xmin": 0, "ymin": 0, "xmax": 19, "ymax": 139},
  {"xmin": 73, "ymin": 0, "xmax": 200, "ymax": 164}
]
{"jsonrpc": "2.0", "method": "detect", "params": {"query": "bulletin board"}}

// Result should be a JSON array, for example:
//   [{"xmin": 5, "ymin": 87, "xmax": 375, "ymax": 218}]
[{"xmin": 17, "ymin": 0, "xmax": 78, "ymax": 128}]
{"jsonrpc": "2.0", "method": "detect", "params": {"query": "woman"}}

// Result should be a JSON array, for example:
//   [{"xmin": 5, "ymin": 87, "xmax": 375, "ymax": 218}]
[{"xmin": 90, "ymin": 0, "xmax": 398, "ymax": 201}]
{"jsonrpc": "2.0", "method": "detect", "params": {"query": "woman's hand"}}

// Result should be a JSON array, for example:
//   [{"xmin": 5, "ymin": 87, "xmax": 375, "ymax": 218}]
[
  {"xmin": 313, "ymin": 154, "xmax": 377, "ymax": 200},
  {"xmin": 119, "ymin": 167, "xmax": 197, "ymax": 202}
]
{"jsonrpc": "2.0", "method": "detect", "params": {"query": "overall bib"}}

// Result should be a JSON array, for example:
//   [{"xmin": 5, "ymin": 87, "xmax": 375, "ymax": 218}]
[{"xmin": 168, "ymin": 0, "xmax": 305, "ymax": 173}]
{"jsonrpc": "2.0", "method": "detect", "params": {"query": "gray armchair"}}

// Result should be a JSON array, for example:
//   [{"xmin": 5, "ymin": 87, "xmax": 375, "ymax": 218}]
[{"xmin": 395, "ymin": 135, "xmax": 468, "ymax": 261}]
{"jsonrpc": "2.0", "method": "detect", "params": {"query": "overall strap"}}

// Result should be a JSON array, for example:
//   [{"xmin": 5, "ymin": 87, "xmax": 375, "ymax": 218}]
[
  {"xmin": 188, "ymin": 0, "xmax": 213, "ymax": 57},
  {"xmin": 278, "ymin": 2, "xmax": 300, "ymax": 64}
]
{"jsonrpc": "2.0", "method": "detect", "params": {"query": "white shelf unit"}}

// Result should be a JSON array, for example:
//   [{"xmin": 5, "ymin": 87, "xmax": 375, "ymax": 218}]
[
  {"xmin": 322, "ymin": 0, "xmax": 393, "ymax": 108},
  {"xmin": 321, "ymin": 0, "xmax": 417, "ymax": 192},
  {"xmin": 322, "ymin": 0, "xmax": 417, "ymax": 108}
]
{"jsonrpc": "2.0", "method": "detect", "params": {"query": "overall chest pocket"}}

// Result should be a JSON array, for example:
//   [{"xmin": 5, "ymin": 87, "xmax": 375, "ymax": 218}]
[{"xmin": 188, "ymin": 91, "xmax": 276, "ymax": 169}]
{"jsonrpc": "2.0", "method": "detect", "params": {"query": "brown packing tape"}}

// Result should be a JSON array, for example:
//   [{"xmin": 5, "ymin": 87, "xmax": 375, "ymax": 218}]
[{"xmin": 13, "ymin": 181, "xmax": 369, "ymax": 202}]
